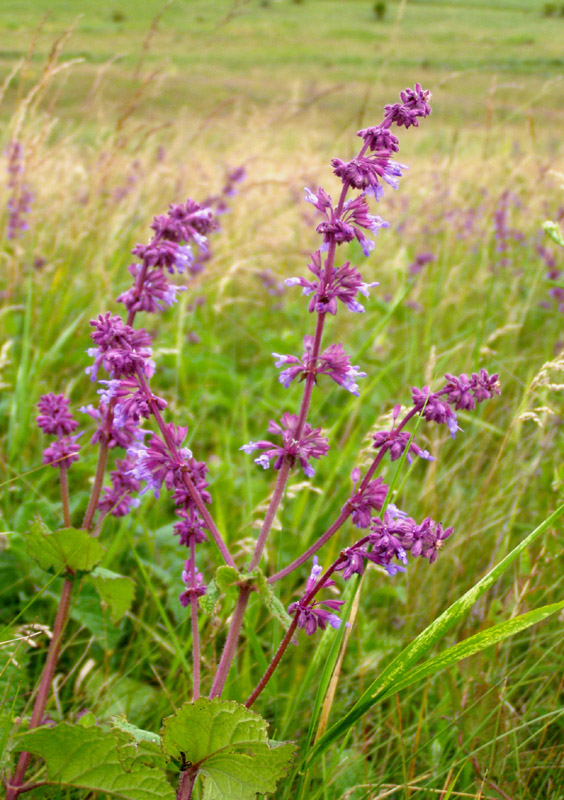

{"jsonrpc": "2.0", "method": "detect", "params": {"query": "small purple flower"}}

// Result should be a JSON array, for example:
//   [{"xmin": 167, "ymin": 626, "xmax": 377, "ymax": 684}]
[
  {"xmin": 80, "ymin": 402, "xmax": 146, "ymax": 450},
  {"xmin": 179, "ymin": 558, "xmax": 207, "ymax": 607},
  {"xmin": 42, "ymin": 434, "xmax": 82, "ymax": 469},
  {"xmin": 373, "ymin": 429, "xmax": 433, "ymax": 464},
  {"xmin": 383, "ymin": 84, "xmax": 432, "ymax": 129},
  {"xmin": 408, "ymin": 252, "xmax": 435, "ymax": 275},
  {"xmin": 241, "ymin": 412, "xmax": 329, "ymax": 478},
  {"xmin": 332, "ymin": 155, "xmax": 407, "ymax": 199},
  {"xmin": 174, "ymin": 507, "xmax": 208, "ymax": 546},
  {"xmin": 288, "ymin": 557, "xmax": 346, "ymax": 635},
  {"xmin": 117, "ymin": 265, "xmax": 186, "ymax": 313},
  {"xmin": 98, "ymin": 457, "xmax": 141, "ymax": 517},
  {"xmin": 357, "ymin": 126, "xmax": 400, "ymax": 153},
  {"xmin": 348, "ymin": 477, "xmax": 389, "ymax": 528},
  {"xmin": 443, "ymin": 370, "xmax": 500, "ymax": 409},
  {"xmin": 411, "ymin": 518, "xmax": 453, "ymax": 563},
  {"xmin": 97, "ymin": 378, "xmax": 167, "ymax": 428},
  {"xmin": 150, "ymin": 198, "xmax": 215, "ymax": 245},
  {"xmin": 273, "ymin": 337, "xmax": 366, "ymax": 396},
  {"xmin": 412, "ymin": 386, "xmax": 460, "ymax": 438},
  {"xmin": 86, "ymin": 314, "xmax": 154, "ymax": 381},
  {"xmin": 132, "ymin": 240, "xmax": 181, "ymax": 272},
  {"xmin": 285, "ymin": 251, "xmax": 378, "ymax": 315},
  {"xmin": 128, "ymin": 424, "xmax": 192, "ymax": 496},
  {"xmin": 36, "ymin": 394, "xmax": 79, "ymax": 437}
]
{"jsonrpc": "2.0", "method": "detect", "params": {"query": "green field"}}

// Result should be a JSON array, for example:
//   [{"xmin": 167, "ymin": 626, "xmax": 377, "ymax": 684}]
[{"xmin": 1, "ymin": 2, "xmax": 564, "ymax": 799}]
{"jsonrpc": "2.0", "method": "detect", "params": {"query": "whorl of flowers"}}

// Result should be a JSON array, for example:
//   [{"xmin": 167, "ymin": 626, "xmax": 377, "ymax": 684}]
[
  {"xmin": 36, "ymin": 393, "xmax": 81, "ymax": 470},
  {"xmin": 5, "ymin": 141, "xmax": 33, "ymax": 241}
]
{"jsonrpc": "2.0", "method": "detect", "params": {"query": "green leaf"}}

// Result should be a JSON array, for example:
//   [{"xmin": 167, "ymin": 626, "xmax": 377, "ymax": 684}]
[
  {"xmin": 253, "ymin": 568, "xmax": 293, "ymax": 630},
  {"xmin": 377, "ymin": 600, "xmax": 564, "ymax": 701},
  {"xmin": 88, "ymin": 567, "xmax": 135, "ymax": 624},
  {"xmin": 16, "ymin": 723, "xmax": 175, "ymax": 800},
  {"xmin": 161, "ymin": 698, "xmax": 295, "ymax": 800},
  {"xmin": 200, "ymin": 578, "xmax": 220, "ymax": 615},
  {"xmin": 26, "ymin": 517, "xmax": 105, "ymax": 575},
  {"xmin": 215, "ymin": 565, "xmax": 242, "ymax": 598},
  {"xmin": 305, "ymin": 503, "xmax": 564, "ymax": 766},
  {"xmin": 111, "ymin": 715, "xmax": 166, "ymax": 771},
  {"xmin": 543, "ymin": 220, "xmax": 564, "ymax": 247}
]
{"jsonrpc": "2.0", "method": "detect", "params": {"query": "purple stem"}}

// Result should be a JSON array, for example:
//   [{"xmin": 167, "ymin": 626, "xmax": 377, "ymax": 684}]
[
  {"xmin": 209, "ymin": 584, "xmax": 252, "ymax": 698},
  {"xmin": 135, "ymin": 368, "xmax": 236, "ymax": 568},
  {"xmin": 190, "ymin": 537, "xmax": 200, "ymax": 700}
]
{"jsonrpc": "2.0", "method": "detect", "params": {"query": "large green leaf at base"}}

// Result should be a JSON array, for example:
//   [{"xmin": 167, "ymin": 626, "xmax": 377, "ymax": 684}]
[
  {"xmin": 161, "ymin": 698, "xmax": 295, "ymax": 800},
  {"xmin": 17, "ymin": 723, "xmax": 174, "ymax": 800},
  {"xmin": 26, "ymin": 517, "xmax": 105, "ymax": 575}
]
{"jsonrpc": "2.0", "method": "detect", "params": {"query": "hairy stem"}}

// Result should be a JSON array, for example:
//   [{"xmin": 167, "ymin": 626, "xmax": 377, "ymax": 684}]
[
  {"xmin": 249, "ymin": 460, "xmax": 291, "ymax": 571},
  {"xmin": 190, "ymin": 537, "xmax": 200, "ymax": 700},
  {"xmin": 81, "ymin": 435, "xmax": 109, "ymax": 532},
  {"xmin": 59, "ymin": 466, "xmax": 71, "ymax": 527},
  {"xmin": 6, "ymin": 578, "xmax": 74, "ymax": 800},
  {"xmin": 136, "ymin": 368, "xmax": 236, "ymax": 568},
  {"xmin": 209, "ymin": 584, "xmax": 252, "ymax": 698},
  {"xmin": 177, "ymin": 769, "xmax": 197, "ymax": 800}
]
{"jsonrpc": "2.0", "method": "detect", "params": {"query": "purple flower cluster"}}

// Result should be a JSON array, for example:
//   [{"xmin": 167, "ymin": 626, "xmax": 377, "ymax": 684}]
[
  {"xmin": 5, "ymin": 141, "xmax": 33, "ymax": 241},
  {"xmin": 98, "ymin": 457, "xmax": 141, "ymax": 517},
  {"xmin": 36, "ymin": 394, "xmax": 81, "ymax": 470},
  {"xmin": 288, "ymin": 557, "xmax": 346, "ymax": 635},
  {"xmin": 86, "ymin": 313, "xmax": 155, "ymax": 382},
  {"xmin": 179, "ymin": 558, "xmax": 207, "ymax": 608},
  {"xmin": 285, "ymin": 251, "xmax": 378, "ymax": 315},
  {"xmin": 118, "ymin": 197, "xmax": 215, "ymax": 314},
  {"xmin": 273, "ymin": 336, "xmax": 366, "ymax": 396},
  {"xmin": 241, "ymin": 412, "xmax": 329, "ymax": 478},
  {"xmin": 337, "ymin": 506, "xmax": 453, "ymax": 581}
]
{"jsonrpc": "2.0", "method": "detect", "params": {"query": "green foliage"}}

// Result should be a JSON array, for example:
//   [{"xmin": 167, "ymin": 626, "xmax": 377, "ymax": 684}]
[
  {"xmin": 87, "ymin": 567, "xmax": 135, "ymax": 624},
  {"xmin": 161, "ymin": 698, "xmax": 295, "ymax": 799},
  {"xmin": 16, "ymin": 723, "xmax": 175, "ymax": 799},
  {"xmin": 543, "ymin": 220, "xmax": 564, "ymax": 247},
  {"xmin": 25, "ymin": 517, "xmax": 105, "ymax": 576},
  {"xmin": 306, "ymin": 504, "xmax": 564, "ymax": 766}
]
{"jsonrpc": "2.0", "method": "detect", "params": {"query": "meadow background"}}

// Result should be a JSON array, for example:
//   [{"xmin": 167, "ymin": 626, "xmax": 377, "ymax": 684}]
[{"xmin": 1, "ymin": 1, "xmax": 564, "ymax": 798}]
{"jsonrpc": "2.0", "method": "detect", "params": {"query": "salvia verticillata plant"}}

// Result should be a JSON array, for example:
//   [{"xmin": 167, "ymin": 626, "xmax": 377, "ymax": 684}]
[
  {"xmin": 8, "ymin": 84, "xmax": 563, "ymax": 800},
  {"xmin": 4, "ymin": 141, "xmax": 34, "ymax": 241}
]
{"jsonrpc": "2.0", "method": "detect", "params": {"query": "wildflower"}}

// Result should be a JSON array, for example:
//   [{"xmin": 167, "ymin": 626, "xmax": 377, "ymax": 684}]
[
  {"xmin": 410, "ymin": 518, "xmax": 453, "ymax": 563},
  {"xmin": 174, "ymin": 507, "xmax": 208, "ymax": 547},
  {"xmin": 98, "ymin": 458, "xmax": 141, "ymax": 517},
  {"xmin": 285, "ymin": 251, "xmax": 378, "ymax": 315},
  {"xmin": 117, "ymin": 265, "xmax": 186, "ymax": 313},
  {"xmin": 42, "ymin": 434, "xmax": 82, "ymax": 469},
  {"xmin": 443, "ymin": 370, "xmax": 500, "ymax": 409},
  {"xmin": 80, "ymin": 402, "xmax": 146, "ymax": 449},
  {"xmin": 179, "ymin": 558, "xmax": 207, "ymax": 607},
  {"xmin": 273, "ymin": 337, "xmax": 366, "ymax": 395},
  {"xmin": 97, "ymin": 378, "xmax": 167, "ymax": 428},
  {"xmin": 5, "ymin": 141, "xmax": 33, "ymax": 240},
  {"xmin": 86, "ymin": 313, "xmax": 154, "ymax": 381},
  {"xmin": 383, "ymin": 83, "xmax": 432, "ymax": 129},
  {"xmin": 288, "ymin": 557, "xmax": 346, "ymax": 635},
  {"xmin": 372, "ymin": 429, "xmax": 433, "ymax": 463},
  {"xmin": 411, "ymin": 386, "xmax": 460, "ymax": 438},
  {"xmin": 356, "ymin": 126, "xmax": 400, "ymax": 153},
  {"xmin": 347, "ymin": 477, "xmax": 389, "ymax": 528},
  {"xmin": 150, "ymin": 198, "xmax": 215, "ymax": 245},
  {"xmin": 332, "ymin": 155, "xmax": 407, "ymax": 199},
  {"xmin": 241, "ymin": 412, "xmax": 329, "ymax": 477},
  {"xmin": 36, "ymin": 394, "xmax": 79, "ymax": 437},
  {"xmin": 128, "ymin": 424, "xmax": 192, "ymax": 496}
]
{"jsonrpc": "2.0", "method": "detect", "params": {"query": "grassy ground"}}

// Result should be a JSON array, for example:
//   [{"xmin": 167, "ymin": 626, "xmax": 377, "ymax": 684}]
[{"xmin": 1, "ymin": 1, "xmax": 564, "ymax": 798}]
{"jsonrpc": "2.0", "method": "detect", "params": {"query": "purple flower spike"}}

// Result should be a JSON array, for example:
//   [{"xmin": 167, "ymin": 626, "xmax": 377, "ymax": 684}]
[
  {"xmin": 332, "ymin": 155, "xmax": 407, "ymax": 199},
  {"xmin": 443, "ymin": 370, "xmax": 500, "ymax": 409},
  {"xmin": 42, "ymin": 434, "xmax": 82, "ymax": 470},
  {"xmin": 357, "ymin": 126, "xmax": 400, "ymax": 153},
  {"xmin": 241, "ymin": 412, "xmax": 329, "ymax": 478},
  {"xmin": 36, "ymin": 394, "xmax": 79, "ymax": 437}
]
